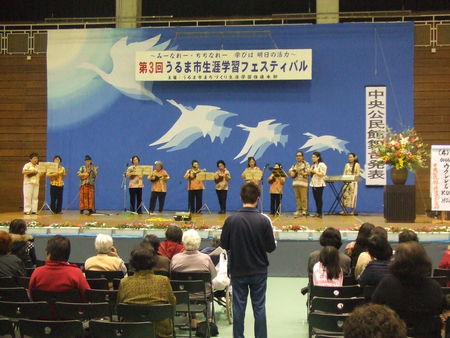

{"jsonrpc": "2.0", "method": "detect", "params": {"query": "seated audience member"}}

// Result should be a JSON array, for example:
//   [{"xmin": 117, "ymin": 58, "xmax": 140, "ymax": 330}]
[
  {"xmin": 372, "ymin": 241, "xmax": 445, "ymax": 338},
  {"xmin": 439, "ymin": 245, "xmax": 450, "ymax": 269},
  {"xmin": 0, "ymin": 231, "xmax": 25, "ymax": 278},
  {"xmin": 355, "ymin": 226, "xmax": 387, "ymax": 279},
  {"xmin": 142, "ymin": 234, "xmax": 170, "ymax": 274},
  {"xmin": 118, "ymin": 243, "xmax": 175, "ymax": 338},
  {"xmin": 84, "ymin": 234, "xmax": 127, "ymax": 274},
  {"xmin": 345, "ymin": 222, "xmax": 375, "ymax": 274},
  {"xmin": 312, "ymin": 246, "xmax": 343, "ymax": 287},
  {"xmin": 9, "ymin": 219, "xmax": 37, "ymax": 268},
  {"xmin": 158, "ymin": 225, "xmax": 185, "ymax": 259},
  {"xmin": 29, "ymin": 235, "xmax": 90, "ymax": 299},
  {"xmin": 308, "ymin": 227, "xmax": 351, "ymax": 276},
  {"xmin": 358, "ymin": 234, "xmax": 393, "ymax": 286},
  {"xmin": 344, "ymin": 304, "xmax": 407, "ymax": 338},
  {"xmin": 201, "ymin": 236, "xmax": 223, "ymax": 265},
  {"xmin": 398, "ymin": 229, "xmax": 418, "ymax": 243}
]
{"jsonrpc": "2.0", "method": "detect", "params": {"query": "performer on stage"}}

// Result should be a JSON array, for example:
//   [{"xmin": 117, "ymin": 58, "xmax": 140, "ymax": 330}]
[
  {"xmin": 183, "ymin": 160, "xmax": 204, "ymax": 214},
  {"xmin": 241, "ymin": 157, "xmax": 263, "ymax": 185},
  {"xmin": 214, "ymin": 160, "xmax": 231, "ymax": 214},
  {"xmin": 126, "ymin": 156, "xmax": 143, "ymax": 214},
  {"xmin": 342, "ymin": 153, "xmax": 360, "ymax": 215},
  {"xmin": 46, "ymin": 155, "xmax": 66, "ymax": 214},
  {"xmin": 289, "ymin": 151, "xmax": 310, "ymax": 217},
  {"xmin": 149, "ymin": 161, "xmax": 170, "ymax": 214},
  {"xmin": 309, "ymin": 152, "xmax": 327, "ymax": 218},
  {"xmin": 268, "ymin": 163, "xmax": 285, "ymax": 215},
  {"xmin": 77, "ymin": 155, "xmax": 97, "ymax": 215},
  {"xmin": 22, "ymin": 152, "xmax": 40, "ymax": 215}
]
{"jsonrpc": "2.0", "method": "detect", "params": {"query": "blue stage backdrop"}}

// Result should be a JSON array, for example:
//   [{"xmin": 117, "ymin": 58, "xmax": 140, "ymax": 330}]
[{"xmin": 47, "ymin": 23, "xmax": 414, "ymax": 213}]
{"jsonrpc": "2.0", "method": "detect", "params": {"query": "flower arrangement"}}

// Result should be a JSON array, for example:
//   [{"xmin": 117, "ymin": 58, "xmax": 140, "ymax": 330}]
[{"xmin": 372, "ymin": 127, "xmax": 429, "ymax": 171}]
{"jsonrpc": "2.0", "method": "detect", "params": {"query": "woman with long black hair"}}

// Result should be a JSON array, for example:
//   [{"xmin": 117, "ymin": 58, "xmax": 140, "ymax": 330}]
[{"xmin": 342, "ymin": 153, "xmax": 360, "ymax": 215}]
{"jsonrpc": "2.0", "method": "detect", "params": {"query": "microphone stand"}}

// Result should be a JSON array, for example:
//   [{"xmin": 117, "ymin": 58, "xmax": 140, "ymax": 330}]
[
  {"xmin": 260, "ymin": 163, "xmax": 269, "ymax": 213},
  {"xmin": 121, "ymin": 163, "xmax": 128, "ymax": 212}
]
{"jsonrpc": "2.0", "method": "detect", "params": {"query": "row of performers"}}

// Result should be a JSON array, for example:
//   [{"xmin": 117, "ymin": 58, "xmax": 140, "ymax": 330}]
[{"xmin": 21, "ymin": 151, "xmax": 361, "ymax": 217}]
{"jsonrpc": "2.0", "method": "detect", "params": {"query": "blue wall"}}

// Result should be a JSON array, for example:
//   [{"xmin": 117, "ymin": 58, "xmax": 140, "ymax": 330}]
[{"xmin": 47, "ymin": 23, "xmax": 414, "ymax": 213}]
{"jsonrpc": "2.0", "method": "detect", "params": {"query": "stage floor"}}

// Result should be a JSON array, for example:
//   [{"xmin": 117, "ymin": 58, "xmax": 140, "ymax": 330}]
[{"xmin": 0, "ymin": 210, "xmax": 444, "ymax": 230}]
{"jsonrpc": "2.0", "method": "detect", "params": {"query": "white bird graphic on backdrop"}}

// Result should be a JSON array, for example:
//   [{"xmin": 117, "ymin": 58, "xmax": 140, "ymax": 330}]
[
  {"xmin": 78, "ymin": 34, "xmax": 171, "ymax": 104},
  {"xmin": 149, "ymin": 99, "xmax": 237, "ymax": 151},
  {"xmin": 299, "ymin": 132, "xmax": 350, "ymax": 154},
  {"xmin": 234, "ymin": 119, "xmax": 289, "ymax": 163}
]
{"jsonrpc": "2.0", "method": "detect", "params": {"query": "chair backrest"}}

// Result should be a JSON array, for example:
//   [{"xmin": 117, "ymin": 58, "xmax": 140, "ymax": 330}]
[
  {"xmin": 433, "ymin": 268, "xmax": 450, "ymax": 279},
  {"xmin": 18, "ymin": 318, "xmax": 84, "ymax": 338},
  {"xmin": 25, "ymin": 268, "xmax": 35, "ymax": 277},
  {"xmin": 0, "ymin": 318, "xmax": 14, "ymax": 337},
  {"xmin": 87, "ymin": 278, "xmax": 109, "ymax": 290},
  {"xmin": 170, "ymin": 271, "xmax": 212, "ymax": 284},
  {"xmin": 85, "ymin": 289, "xmax": 118, "ymax": 304},
  {"xmin": 170, "ymin": 280, "xmax": 206, "ymax": 295},
  {"xmin": 85, "ymin": 270, "xmax": 124, "ymax": 281},
  {"xmin": 32, "ymin": 289, "xmax": 82, "ymax": 303},
  {"xmin": 117, "ymin": 303, "xmax": 174, "ymax": 323},
  {"xmin": 0, "ymin": 287, "xmax": 29, "ymax": 302},
  {"xmin": 310, "ymin": 285, "xmax": 362, "ymax": 299},
  {"xmin": 430, "ymin": 276, "xmax": 447, "ymax": 287},
  {"xmin": 343, "ymin": 274, "xmax": 357, "ymax": 286},
  {"xmin": 308, "ymin": 312, "xmax": 349, "ymax": 334},
  {"xmin": 17, "ymin": 276, "xmax": 30, "ymax": 289},
  {"xmin": 89, "ymin": 319, "xmax": 155, "ymax": 338},
  {"xmin": 0, "ymin": 301, "xmax": 51, "ymax": 319},
  {"xmin": 173, "ymin": 290, "xmax": 190, "ymax": 306},
  {"xmin": 310, "ymin": 297, "xmax": 365, "ymax": 314},
  {"xmin": 363, "ymin": 285, "xmax": 376, "ymax": 301},
  {"xmin": 0, "ymin": 277, "xmax": 17, "ymax": 288},
  {"xmin": 112, "ymin": 278, "xmax": 122, "ymax": 290},
  {"xmin": 54, "ymin": 302, "xmax": 110, "ymax": 320},
  {"xmin": 442, "ymin": 287, "xmax": 450, "ymax": 295},
  {"xmin": 154, "ymin": 270, "xmax": 169, "ymax": 277}
]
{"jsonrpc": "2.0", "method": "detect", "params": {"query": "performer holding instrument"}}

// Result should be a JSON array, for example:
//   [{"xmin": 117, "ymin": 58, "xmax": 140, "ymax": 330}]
[
  {"xmin": 309, "ymin": 152, "xmax": 327, "ymax": 218},
  {"xmin": 126, "ymin": 156, "xmax": 143, "ymax": 214},
  {"xmin": 214, "ymin": 160, "xmax": 231, "ymax": 214},
  {"xmin": 77, "ymin": 155, "xmax": 98, "ymax": 215},
  {"xmin": 241, "ymin": 156, "xmax": 263, "ymax": 185},
  {"xmin": 46, "ymin": 155, "xmax": 66, "ymax": 214},
  {"xmin": 148, "ymin": 161, "xmax": 170, "ymax": 214},
  {"xmin": 22, "ymin": 152, "xmax": 41, "ymax": 215},
  {"xmin": 341, "ymin": 153, "xmax": 360, "ymax": 215},
  {"xmin": 289, "ymin": 151, "xmax": 310, "ymax": 217},
  {"xmin": 183, "ymin": 160, "xmax": 205, "ymax": 213},
  {"xmin": 268, "ymin": 163, "xmax": 286, "ymax": 215}
]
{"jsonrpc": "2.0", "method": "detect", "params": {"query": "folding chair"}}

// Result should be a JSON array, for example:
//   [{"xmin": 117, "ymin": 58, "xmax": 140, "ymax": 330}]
[
  {"xmin": 86, "ymin": 278, "xmax": 109, "ymax": 290},
  {"xmin": 154, "ymin": 270, "xmax": 170, "ymax": 277},
  {"xmin": 85, "ymin": 289, "xmax": 118, "ymax": 317},
  {"xmin": 0, "ymin": 287, "xmax": 29, "ymax": 302},
  {"xmin": 31, "ymin": 289, "xmax": 82, "ymax": 303},
  {"xmin": 433, "ymin": 268, "xmax": 450, "ymax": 280},
  {"xmin": 363, "ymin": 285, "xmax": 376, "ymax": 301},
  {"xmin": 0, "ymin": 318, "xmax": 14, "ymax": 337},
  {"xmin": 310, "ymin": 297, "xmax": 365, "ymax": 315},
  {"xmin": 18, "ymin": 318, "xmax": 84, "ymax": 338},
  {"xmin": 17, "ymin": 276, "xmax": 30, "ymax": 289},
  {"xmin": 430, "ymin": 275, "xmax": 447, "ymax": 287},
  {"xmin": 84, "ymin": 270, "xmax": 124, "ymax": 281},
  {"xmin": 0, "ymin": 277, "xmax": 17, "ymax": 288},
  {"xmin": 310, "ymin": 285, "xmax": 362, "ymax": 299},
  {"xmin": 342, "ymin": 274, "xmax": 357, "ymax": 286},
  {"xmin": 55, "ymin": 302, "xmax": 110, "ymax": 321},
  {"xmin": 112, "ymin": 278, "xmax": 122, "ymax": 290},
  {"xmin": 173, "ymin": 290, "xmax": 192, "ymax": 338},
  {"xmin": 0, "ymin": 300, "xmax": 51, "ymax": 320},
  {"xmin": 89, "ymin": 320, "xmax": 155, "ymax": 338},
  {"xmin": 25, "ymin": 268, "xmax": 35, "ymax": 277},
  {"xmin": 308, "ymin": 312, "xmax": 349, "ymax": 337}
]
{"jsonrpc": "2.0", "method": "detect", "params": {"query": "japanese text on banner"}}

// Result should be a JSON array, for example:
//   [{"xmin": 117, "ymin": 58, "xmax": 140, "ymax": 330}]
[
  {"xmin": 431, "ymin": 145, "xmax": 450, "ymax": 211},
  {"xmin": 135, "ymin": 49, "xmax": 312, "ymax": 81},
  {"xmin": 365, "ymin": 86, "xmax": 387, "ymax": 186}
]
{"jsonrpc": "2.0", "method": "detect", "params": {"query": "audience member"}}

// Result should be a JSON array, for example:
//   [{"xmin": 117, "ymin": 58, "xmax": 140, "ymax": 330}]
[
  {"xmin": 312, "ymin": 246, "xmax": 343, "ymax": 286},
  {"xmin": 345, "ymin": 222, "xmax": 375, "ymax": 274},
  {"xmin": 29, "ymin": 235, "xmax": 90, "ymax": 299},
  {"xmin": 158, "ymin": 225, "xmax": 185, "ymax": 259},
  {"xmin": 358, "ymin": 234, "xmax": 393, "ymax": 286},
  {"xmin": 9, "ymin": 219, "xmax": 36, "ymax": 268},
  {"xmin": 308, "ymin": 227, "xmax": 351, "ymax": 276},
  {"xmin": 372, "ymin": 241, "xmax": 445, "ymax": 338},
  {"xmin": 84, "ymin": 234, "xmax": 127, "ymax": 274},
  {"xmin": 0, "ymin": 231, "xmax": 25, "ymax": 278},
  {"xmin": 118, "ymin": 243, "xmax": 175, "ymax": 338},
  {"xmin": 344, "ymin": 304, "xmax": 407, "ymax": 338},
  {"xmin": 142, "ymin": 234, "xmax": 170, "ymax": 273},
  {"xmin": 398, "ymin": 229, "xmax": 418, "ymax": 243},
  {"xmin": 355, "ymin": 226, "xmax": 387, "ymax": 279}
]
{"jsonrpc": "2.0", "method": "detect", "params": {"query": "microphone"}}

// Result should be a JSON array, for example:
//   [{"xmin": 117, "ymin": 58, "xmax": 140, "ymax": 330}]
[{"xmin": 264, "ymin": 163, "xmax": 270, "ymax": 168}]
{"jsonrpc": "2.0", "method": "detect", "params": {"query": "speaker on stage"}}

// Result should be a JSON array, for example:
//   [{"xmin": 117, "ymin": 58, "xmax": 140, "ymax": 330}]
[{"xmin": 384, "ymin": 185, "xmax": 416, "ymax": 223}]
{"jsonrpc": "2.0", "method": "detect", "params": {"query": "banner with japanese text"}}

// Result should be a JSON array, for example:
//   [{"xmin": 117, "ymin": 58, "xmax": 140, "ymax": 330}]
[
  {"xmin": 365, "ymin": 86, "xmax": 387, "ymax": 186},
  {"xmin": 136, "ymin": 49, "xmax": 312, "ymax": 81},
  {"xmin": 431, "ymin": 145, "xmax": 450, "ymax": 211}
]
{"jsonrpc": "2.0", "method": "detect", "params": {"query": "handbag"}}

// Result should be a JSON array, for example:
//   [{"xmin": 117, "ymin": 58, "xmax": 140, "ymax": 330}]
[{"xmin": 196, "ymin": 321, "xmax": 219, "ymax": 337}]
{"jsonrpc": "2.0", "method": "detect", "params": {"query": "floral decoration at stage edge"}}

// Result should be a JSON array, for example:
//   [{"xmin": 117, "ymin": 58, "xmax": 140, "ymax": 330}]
[{"xmin": 372, "ymin": 127, "xmax": 429, "ymax": 171}]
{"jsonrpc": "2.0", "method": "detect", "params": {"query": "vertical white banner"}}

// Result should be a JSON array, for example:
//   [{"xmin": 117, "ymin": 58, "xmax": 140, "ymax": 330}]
[
  {"xmin": 365, "ymin": 86, "xmax": 387, "ymax": 186},
  {"xmin": 431, "ymin": 145, "xmax": 450, "ymax": 211}
]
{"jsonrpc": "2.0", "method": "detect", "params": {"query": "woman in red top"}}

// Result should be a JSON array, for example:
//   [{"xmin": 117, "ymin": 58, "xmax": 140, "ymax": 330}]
[{"xmin": 158, "ymin": 225, "xmax": 185, "ymax": 260}]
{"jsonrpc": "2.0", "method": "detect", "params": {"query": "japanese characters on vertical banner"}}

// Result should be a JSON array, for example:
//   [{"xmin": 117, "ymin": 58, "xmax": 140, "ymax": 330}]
[
  {"xmin": 135, "ymin": 49, "xmax": 312, "ymax": 81},
  {"xmin": 431, "ymin": 145, "xmax": 450, "ymax": 211},
  {"xmin": 365, "ymin": 86, "xmax": 387, "ymax": 186}
]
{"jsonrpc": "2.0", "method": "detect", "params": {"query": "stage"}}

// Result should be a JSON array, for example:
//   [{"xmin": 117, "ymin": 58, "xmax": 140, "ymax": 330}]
[{"xmin": 0, "ymin": 210, "xmax": 449, "ymax": 277}]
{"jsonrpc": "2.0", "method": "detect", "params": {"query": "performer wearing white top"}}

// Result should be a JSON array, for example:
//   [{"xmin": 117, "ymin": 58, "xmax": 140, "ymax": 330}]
[
  {"xmin": 309, "ymin": 152, "xmax": 327, "ymax": 218},
  {"xmin": 342, "ymin": 153, "xmax": 361, "ymax": 215},
  {"xmin": 22, "ymin": 152, "xmax": 40, "ymax": 215}
]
